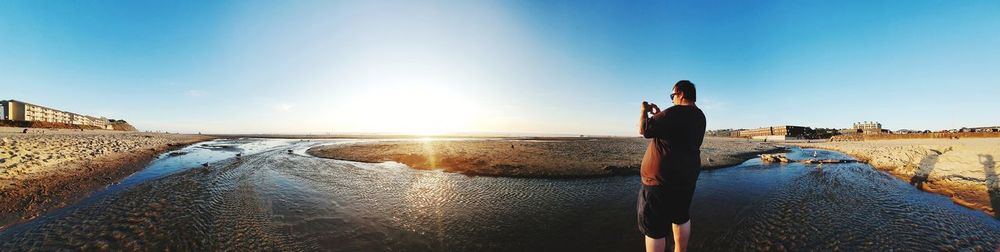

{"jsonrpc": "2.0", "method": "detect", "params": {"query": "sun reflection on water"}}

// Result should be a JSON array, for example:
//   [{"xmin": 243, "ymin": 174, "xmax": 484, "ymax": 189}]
[{"xmin": 402, "ymin": 171, "xmax": 455, "ymax": 247}]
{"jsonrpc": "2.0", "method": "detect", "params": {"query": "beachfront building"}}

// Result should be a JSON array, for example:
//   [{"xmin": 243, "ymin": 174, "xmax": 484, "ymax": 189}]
[
  {"xmin": 961, "ymin": 126, "xmax": 1000, "ymax": 133},
  {"xmin": 852, "ymin": 121, "xmax": 884, "ymax": 135},
  {"xmin": 738, "ymin": 125, "xmax": 809, "ymax": 140},
  {"xmin": 706, "ymin": 128, "xmax": 744, "ymax": 138},
  {"xmin": 895, "ymin": 129, "xmax": 931, "ymax": 134},
  {"xmin": 1, "ymin": 99, "xmax": 111, "ymax": 129}
]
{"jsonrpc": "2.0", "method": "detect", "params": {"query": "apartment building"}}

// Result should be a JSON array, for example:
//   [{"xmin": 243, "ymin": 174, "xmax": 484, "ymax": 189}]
[
  {"xmin": 853, "ymin": 121, "xmax": 883, "ymax": 135},
  {"xmin": 1, "ymin": 99, "xmax": 110, "ymax": 128},
  {"xmin": 738, "ymin": 125, "xmax": 809, "ymax": 140}
]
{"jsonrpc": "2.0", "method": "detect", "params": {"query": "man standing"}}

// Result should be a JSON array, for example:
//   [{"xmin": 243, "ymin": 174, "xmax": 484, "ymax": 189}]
[{"xmin": 637, "ymin": 80, "xmax": 706, "ymax": 252}]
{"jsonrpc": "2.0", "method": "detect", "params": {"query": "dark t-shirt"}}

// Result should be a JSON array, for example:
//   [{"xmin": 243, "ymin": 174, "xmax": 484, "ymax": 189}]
[{"xmin": 640, "ymin": 105, "xmax": 706, "ymax": 186}]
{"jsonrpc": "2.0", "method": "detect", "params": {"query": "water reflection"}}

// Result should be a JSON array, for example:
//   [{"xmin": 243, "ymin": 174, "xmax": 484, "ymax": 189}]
[{"xmin": 401, "ymin": 172, "xmax": 454, "ymax": 247}]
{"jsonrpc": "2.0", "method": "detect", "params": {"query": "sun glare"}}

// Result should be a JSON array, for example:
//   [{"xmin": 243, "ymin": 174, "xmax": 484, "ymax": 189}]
[{"xmin": 344, "ymin": 86, "xmax": 479, "ymax": 136}]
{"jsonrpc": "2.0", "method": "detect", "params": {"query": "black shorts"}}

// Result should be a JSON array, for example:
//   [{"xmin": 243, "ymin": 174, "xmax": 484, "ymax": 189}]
[{"xmin": 637, "ymin": 183, "xmax": 696, "ymax": 239}]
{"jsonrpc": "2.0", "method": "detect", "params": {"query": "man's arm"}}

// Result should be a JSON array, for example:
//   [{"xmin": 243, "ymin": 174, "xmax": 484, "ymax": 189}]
[
  {"xmin": 639, "ymin": 102, "xmax": 649, "ymax": 136},
  {"xmin": 640, "ymin": 102, "xmax": 664, "ymax": 138}
]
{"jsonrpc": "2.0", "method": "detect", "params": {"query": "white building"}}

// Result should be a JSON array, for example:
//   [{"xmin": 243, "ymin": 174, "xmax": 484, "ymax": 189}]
[{"xmin": 1, "ymin": 99, "xmax": 111, "ymax": 129}]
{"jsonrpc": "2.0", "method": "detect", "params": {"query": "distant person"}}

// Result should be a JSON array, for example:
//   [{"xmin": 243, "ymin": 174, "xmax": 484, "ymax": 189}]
[{"xmin": 637, "ymin": 80, "xmax": 706, "ymax": 252}]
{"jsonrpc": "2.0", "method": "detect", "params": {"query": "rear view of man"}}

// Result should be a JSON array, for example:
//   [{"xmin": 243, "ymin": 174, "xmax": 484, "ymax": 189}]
[{"xmin": 637, "ymin": 80, "xmax": 706, "ymax": 252}]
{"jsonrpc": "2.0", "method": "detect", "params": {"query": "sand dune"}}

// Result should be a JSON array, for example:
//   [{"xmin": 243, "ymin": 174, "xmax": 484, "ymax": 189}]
[
  {"xmin": 796, "ymin": 138, "xmax": 1000, "ymax": 216},
  {"xmin": 307, "ymin": 136, "xmax": 782, "ymax": 178}
]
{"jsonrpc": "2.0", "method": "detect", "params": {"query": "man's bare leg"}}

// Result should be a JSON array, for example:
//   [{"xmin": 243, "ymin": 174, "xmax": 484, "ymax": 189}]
[
  {"xmin": 672, "ymin": 221, "xmax": 691, "ymax": 252},
  {"xmin": 644, "ymin": 236, "xmax": 665, "ymax": 252}
]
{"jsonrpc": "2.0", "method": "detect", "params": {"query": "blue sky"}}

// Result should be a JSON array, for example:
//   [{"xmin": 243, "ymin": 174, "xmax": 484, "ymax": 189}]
[{"xmin": 1, "ymin": 1, "xmax": 998, "ymax": 135}]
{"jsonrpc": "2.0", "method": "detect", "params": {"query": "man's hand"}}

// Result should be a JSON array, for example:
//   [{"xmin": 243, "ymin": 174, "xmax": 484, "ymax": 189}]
[
  {"xmin": 648, "ymin": 103, "xmax": 661, "ymax": 114},
  {"xmin": 639, "ymin": 101, "xmax": 660, "ymax": 136}
]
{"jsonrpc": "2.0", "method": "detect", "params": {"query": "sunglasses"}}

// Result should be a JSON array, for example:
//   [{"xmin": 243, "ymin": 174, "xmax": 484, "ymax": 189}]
[{"xmin": 670, "ymin": 92, "xmax": 680, "ymax": 100}]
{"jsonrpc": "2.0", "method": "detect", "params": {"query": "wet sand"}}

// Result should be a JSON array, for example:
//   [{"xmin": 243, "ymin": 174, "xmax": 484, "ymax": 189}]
[
  {"xmin": 5, "ymin": 140, "xmax": 997, "ymax": 250},
  {"xmin": 796, "ymin": 138, "xmax": 1000, "ymax": 216},
  {"xmin": 0, "ymin": 129, "xmax": 213, "ymax": 228},
  {"xmin": 307, "ymin": 137, "xmax": 782, "ymax": 177}
]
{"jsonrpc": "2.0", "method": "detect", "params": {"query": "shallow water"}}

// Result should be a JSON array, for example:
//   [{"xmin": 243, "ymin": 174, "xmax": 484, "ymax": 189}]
[
  {"xmin": 1, "ymin": 139, "xmax": 998, "ymax": 251},
  {"xmin": 118, "ymin": 138, "xmax": 295, "ymax": 188}
]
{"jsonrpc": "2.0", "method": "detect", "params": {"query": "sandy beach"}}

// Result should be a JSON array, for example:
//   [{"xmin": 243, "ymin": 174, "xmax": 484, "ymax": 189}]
[
  {"xmin": 307, "ymin": 136, "xmax": 782, "ymax": 177},
  {"xmin": 0, "ymin": 129, "xmax": 212, "ymax": 228},
  {"xmin": 796, "ymin": 138, "xmax": 1000, "ymax": 216}
]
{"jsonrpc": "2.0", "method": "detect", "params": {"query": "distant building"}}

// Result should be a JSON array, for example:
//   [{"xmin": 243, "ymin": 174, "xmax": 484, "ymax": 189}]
[
  {"xmin": 706, "ymin": 128, "xmax": 744, "ymax": 138},
  {"xmin": 1, "ymin": 99, "xmax": 111, "ymax": 129},
  {"xmin": 852, "ymin": 121, "xmax": 883, "ymax": 135},
  {"xmin": 962, "ymin": 126, "xmax": 1000, "ymax": 133},
  {"xmin": 738, "ymin": 125, "xmax": 809, "ymax": 140},
  {"xmin": 895, "ymin": 129, "xmax": 931, "ymax": 134}
]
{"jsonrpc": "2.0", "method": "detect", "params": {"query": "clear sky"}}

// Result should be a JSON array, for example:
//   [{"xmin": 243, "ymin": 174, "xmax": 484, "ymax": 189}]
[{"xmin": 1, "ymin": 1, "xmax": 998, "ymax": 136}]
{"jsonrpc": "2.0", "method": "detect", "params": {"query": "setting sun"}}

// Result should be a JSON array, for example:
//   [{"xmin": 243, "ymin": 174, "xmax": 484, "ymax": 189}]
[{"xmin": 342, "ymin": 85, "xmax": 480, "ymax": 135}]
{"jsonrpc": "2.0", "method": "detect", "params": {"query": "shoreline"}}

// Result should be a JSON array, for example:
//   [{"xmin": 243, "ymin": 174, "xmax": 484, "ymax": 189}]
[
  {"xmin": 793, "ymin": 138, "xmax": 1000, "ymax": 217},
  {"xmin": 0, "ymin": 132, "xmax": 214, "ymax": 229},
  {"xmin": 308, "ymin": 137, "xmax": 783, "ymax": 178}
]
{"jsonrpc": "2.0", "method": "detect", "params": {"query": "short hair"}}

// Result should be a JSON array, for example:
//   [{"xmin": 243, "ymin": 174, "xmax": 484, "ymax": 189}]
[{"xmin": 674, "ymin": 80, "xmax": 696, "ymax": 102}]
